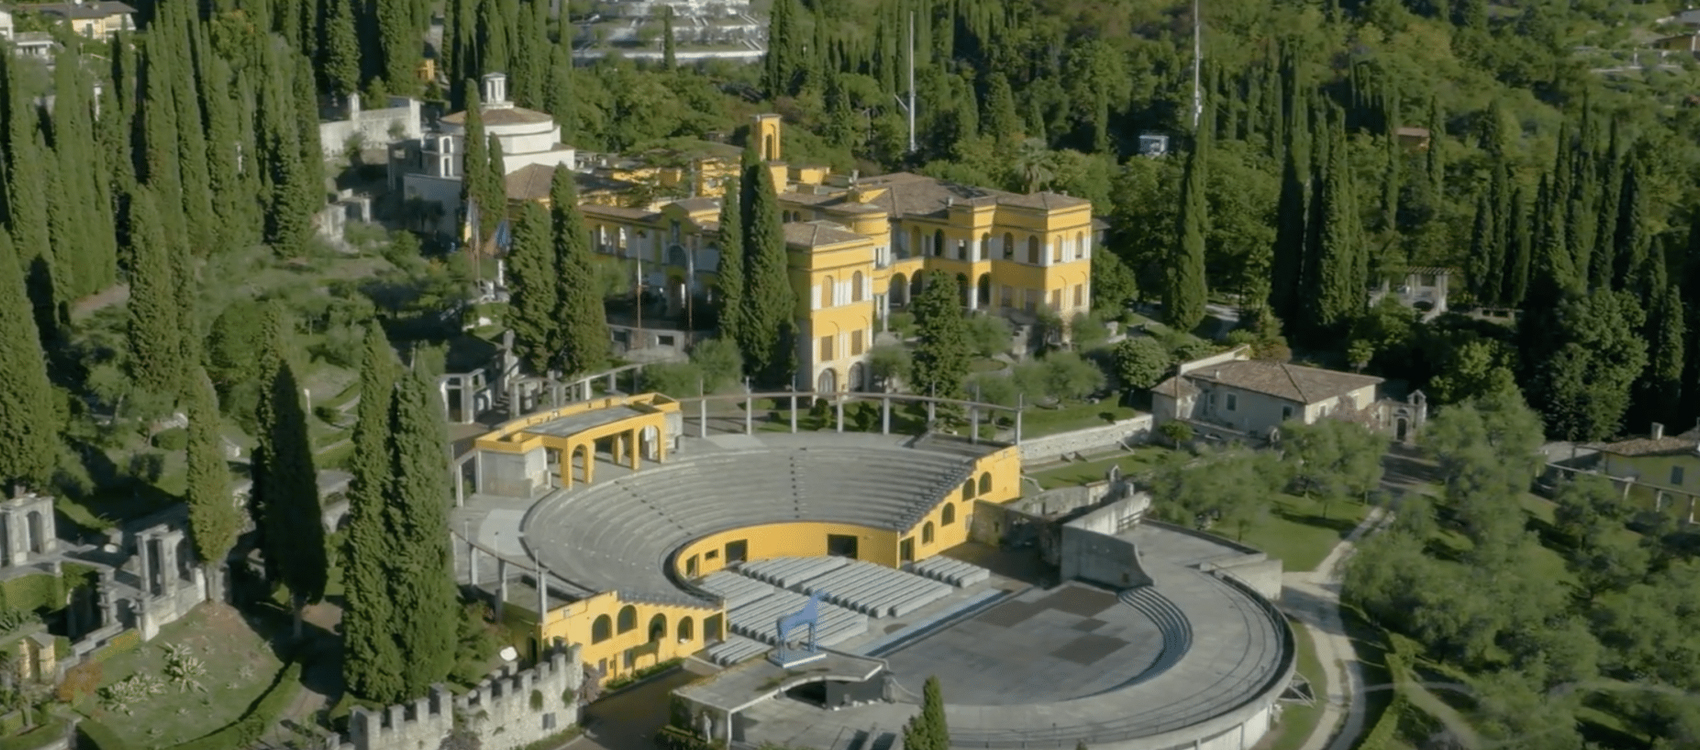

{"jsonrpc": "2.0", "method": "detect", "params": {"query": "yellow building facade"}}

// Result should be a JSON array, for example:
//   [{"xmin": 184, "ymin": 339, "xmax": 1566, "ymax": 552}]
[{"xmin": 565, "ymin": 114, "xmax": 1096, "ymax": 393}]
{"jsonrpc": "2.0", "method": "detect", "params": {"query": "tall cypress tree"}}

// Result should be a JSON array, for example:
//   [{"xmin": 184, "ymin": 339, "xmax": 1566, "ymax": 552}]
[
  {"xmin": 741, "ymin": 158, "xmax": 793, "ymax": 383},
  {"xmin": 1502, "ymin": 184, "xmax": 1530, "ymax": 307},
  {"xmin": 387, "ymin": 370, "xmax": 460, "ymax": 695},
  {"xmin": 506, "ymin": 201, "xmax": 558, "ymax": 373},
  {"xmin": 378, "ymin": 0, "xmax": 421, "ymax": 94},
  {"xmin": 549, "ymin": 166, "xmax": 608, "ymax": 377},
  {"xmin": 1269, "ymin": 140, "xmax": 1307, "ymax": 324},
  {"xmin": 205, "ymin": 58, "xmax": 259, "ymax": 251},
  {"xmin": 983, "ymin": 72, "xmax": 1021, "ymax": 144},
  {"xmin": 1612, "ymin": 157, "xmax": 1647, "ymax": 293},
  {"xmin": 125, "ymin": 190, "xmax": 184, "ymax": 396},
  {"xmin": 1682, "ymin": 214, "xmax": 1700, "ymax": 423},
  {"xmin": 325, "ymin": 0, "xmax": 361, "ymax": 98},
  {"xmin": 1634, "ymin": 283, "xmax": 1685, "ymax": 433},
  {"xmin": 662, "ymin": 5, "xmax": 677, "ymax": 70},
  {"xmin": 4, "ymin": 54, "xmax": 58, "ymax": 326},
  {"xmin": 1305, "ymin": 112, "xmax": 1364, "ymax": 338},
  {"xmin": 1166, "ymin": 141, "xmax": 1208, "ymax": 333},
  {"xmin": 459, "ymin": 81, "xmax": 490, "ymax": 246},
  {"xmin": 910, "ymin": 271, "xmax": 969, "ymax": 401},
  {"xmin": 0, "ymin": 230, "xmax": 57, "ymax": 493},
  {"xmin": 171, "ymin": 17, "xmax": 217, "ymax": 256},
  {"xmin": 545, "ymin": 44, "xmax": 578, "ymax": 145},
  {"xmin": 139, "ymin": 31, "xmax": 188, "ymax": 250},
  {"xmin": 253, "ymin": 307, "xmax": 328, "ymax": 637},
  {"xmin": 715, "ymin": 176, "xmax": 745, "ymax": 350},
  {"xmin": 764, "ymin": 0, "xmax": 799, "ymax": 98},
  {"xmin": 185, "ymin": 366, "xmax": 238, "ymax": 598},
  {"xmin": 1592, "ymin": 124, "xmax": 1623, "ymax": 289},
  {"xmin": 342, "ymin": 324, "xmax": 406, "ymax": 702}
]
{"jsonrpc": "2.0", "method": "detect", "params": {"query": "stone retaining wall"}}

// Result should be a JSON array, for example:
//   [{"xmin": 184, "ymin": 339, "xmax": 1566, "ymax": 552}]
[{"xmin": 1019, "ymin": 415, "xmax": 1154, "ymax": 463}]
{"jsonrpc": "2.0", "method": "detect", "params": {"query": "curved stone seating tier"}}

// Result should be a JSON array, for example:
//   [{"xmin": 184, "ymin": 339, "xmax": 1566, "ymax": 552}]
[
  {"xmin": 740, "ymin": 556, "xmax": 854, "ymax": 588},
  {"xmin": 705, "ymin": 635, "xmax": 772, "ymax": 666},
  {"xmin": 522, "ymin": 444, "xmax": 979, "ymax": 600},
  {"xmin": 907, "ymin": 557, "xmax": 992, "ymax": 588},
  {"xmin": 741, "ymin": 557, "xmax": 954, "ymax": 619},
  {"xmin": 1116, "ymin": 586, "xmax": 1195, "ymax": 686}
]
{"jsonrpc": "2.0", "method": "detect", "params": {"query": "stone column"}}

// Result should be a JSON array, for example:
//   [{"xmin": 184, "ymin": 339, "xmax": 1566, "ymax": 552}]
[
  {"xmin": 628, "ymin": 430, "xmax": 640, "ymax": 470},
  {"xmin": 136, "ymin": 534, "xmax": 153, "ymax": 596},
  {"xmin": 744, "ymin": 394, "xmax": 753, "ymax": 435},
  {"xmin": 789, "ymin": 395, "xmax": 798, "ymax": 433},
  {"xmin": 835, "ymin": 399, "xmax": 844, "ymax": 433},
  {"xmin": 161, "ymin": 533, "xmax": 180, "ymax": 589},
  {"xmin": 971, "ymin": 406, "xmax": 980, "ymax": 444},
  {"xmin": 468, "ymin": 540, "xmax": 481, "ymax": 588},
  {"xmin": 882, "ymin": 398, "xmax": 890, "ymax": 435},
  {"xmin": 926, "ymin": 400, "xmax": 936, "ymax": 427},
  {"xmin": 535, "ymin": 565, "xmax": 548, "ymax": 626},
  {"xmin": 495, "ymin": 558, "xmax": 509, "ymax": 622}
]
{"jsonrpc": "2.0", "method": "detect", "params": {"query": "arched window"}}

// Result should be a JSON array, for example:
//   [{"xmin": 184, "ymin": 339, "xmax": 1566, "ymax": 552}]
[
  {"xmin": 648, "ymin": 614, "xmax": 667, "ymax": 643},
  {"xmin": 922, "ymin": 521, "xmax": 935, "ymax": 545},
  {"xmin": 821, "ymin": 275, "xmax": 836, "ymax": 307},
  {"xmin": 1002, "ymin": 232, "xmax": 1015, "ymax": 259},
  {"xmin": 617, "ymin": 605, "xmax": 638, "ymax": 634},
  {"xmin": 678, "ymin": 617, "xmax": 695, "ymax": 642},
  {"xmin": 911, "ymin": 228, "xmax": 922, "ymax": 257},
  {"xmin": 978, "ymin": 472, "xmax": 992, "ymax": 495},
  {"xmin": 1075, "ymin": 231, "xmax": 1086, "ymax": 259},
  {"xmin": 592, "ymin": 615, "xmax": 612, "ymax": 644},
  {"xmin": 851, "ymin": 271, "xmax": 865, "ymax": 302},
  {"xmin": 979, "ymin": 233, "xmax": 991, "ymax": 261},
  {"xmin": 1052, "ymin": 238, "xmax": 1062, "ymax": 262},
  {"xmin": 934, "ymin": 229, "xmax": 945, "ymax": 257},
  {"xmin": 1027, "ymin": 236, "xmax": 1040, "ymax": 264},
  {"xmin": 961, "ymin": 481, "xmax": 974, "ymax": 501},
  {"xmin": 942, "ymin": 502, "xmax": 956, "ymax": 526}
]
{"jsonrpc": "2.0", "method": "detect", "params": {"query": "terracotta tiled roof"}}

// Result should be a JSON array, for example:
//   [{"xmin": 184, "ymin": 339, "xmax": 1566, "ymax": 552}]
[
  {"xmin": 671, "ymin": 197, "xmax": 720, "ymax": 213},
  {"xmin": 846, "ymin": 172, "xmax": 1089, "ymax": 218},
  {"xmin": 1152, "ymin": 375, "xmax": 1200, "ymax": 400},
  {"xmin": 441, "ymin": 105, "xmax": 554, "ymax": 127},
  {"xmin": 34, "ymin": 0, "xmax": 133, "ymax": 19},
  {"xmin": 1591, "ymin": 428, "xmax": 1700, "ymax": 457},
  {"xmin": 1185, "ymin": 360, "xmax": 1382, "ymax": 404},
  {"xmin": 504, "ymin": 166, "xmax": 634, "ymax": 201},
  {"xmin": 783, "ymin": 221, "xmax": 865, "ymax": 248},
  {"xmin": 581, "ymin": 204, "xmax": 660, "ymax": 221}
]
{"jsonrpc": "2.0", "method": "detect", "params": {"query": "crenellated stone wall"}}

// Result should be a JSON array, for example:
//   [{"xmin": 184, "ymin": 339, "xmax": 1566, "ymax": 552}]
[{"xmin": 343, "ymin": 645, "xmax": 585, "ymax": 750}]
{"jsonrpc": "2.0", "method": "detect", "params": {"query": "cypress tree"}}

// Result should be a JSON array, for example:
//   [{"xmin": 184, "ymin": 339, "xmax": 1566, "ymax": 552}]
[
  {"xmin": 487, "ymin": 138, "xmax": 508, "ymax": 215},
  {"xmin": 139, "ymin": 33, "xmax": 187, "ymax": 250},
  {"xmin": 342, "ymin": 324, "xmax": 406, "ymax": 702},
  {"xmin": 476, "ymin": 0, "xmax": 510, "ymax": 76},
  {"xmin": 765, "ymin": 0, "xmax": 799, "ymax": 98},
  {"xmin": 125, "ymin": 190, "xmax": 184, "ymax": 396},
  {"xmin": 292, "ymin": 53, "xmax": 326, "ymax": 202},
  {"xmin": 378, "ymin": 0, "xmax": 421, "ymax": 94},
  {"xmin": 205, "ymin": 58, "xmax": 259, "ymax": 251},
  {"xmin": 910, "ymin": 271, "xmax": 969, "ymax": 401},
  {"xmin": 983, "ymin": 72, "xmax": 1021, "ymax": 144},
  {"xmin": 51, "ymin": 43, "xmax": 117, "ymax": 296},
  {"xmin": 1682, "ymin": 214, "xmax": 1700, "ymax": 422},
  {"xmin": 1592, "ymin": 125, "xmax": 1623, "ymax": 289},
  {"xmin": 1502, "ymin": 184, "xmax": 1530, "ymax": 307},
  {"xmin": 663, "ymin": 5, "xmax": 677, "ymax": 70},
  {"xmin": 741, "ymin": 158, "xmax": 793, "ymax": 383},
  {"xmin": 1424, "ymin": 97, "xmax": 1444, "ymax": 198},
  {"xmin": 1635, "ymin": 282, "xmax": 1685, "ymax": 432},
  {"xmin": 1269, "ymin": 141, "xmax": 1307, "ymax": 323},
  {"xmin": 506, "ymin": 202, "xmax": 558, "ymax": 373},
  {"xmin": 1306, "ymin": 112, "xmax": 1364, "ymax": 337},
  {"xmin": 4, "ymin": 61, "xmax": 58, "ymax": 325},
  {"xmin": 172, "ymin": 26, "xmax": 217, "ymax": 256},
  {"xmin": 386, "ymin": 370, "xmax": 459, "ymax": 695},
  {"xmin": 545, "ymin": 44, "xmax": 578, "ymax": 145},
  {"xmin": 1166, "ymin": 142, "xmax": 1208, "ymax": 333},
  {"xmin": 185, "ymin": 366, "xmax": 239, "ymax": 597},
  {"xmin": 549, "ymin": 166, "xmax": 609, "ymax": 377},
  {"xmin": 459, "ymin": 81, "xmax": 490, "ymax": 245},
  {"xmin": 1612, "ymin": 157, "xmax": 1647, "ymax": 293},
  {"xmin": 325, "ymin": 0, "xmax": 362, "ymax": 98},
  {"xmin": 253, "ymin": 307, "xmax": 328, "ymax": 637},
  {"xmin": 715, "ymin": 176, "xmax": 745, "ymax": 351},
  {"xmin": 513, "ymin": 1, "xmax": 550, "ymax": 108},
  {"xmin": 0, "ymin": 230, "xmax": 58, "ymax": 493}
]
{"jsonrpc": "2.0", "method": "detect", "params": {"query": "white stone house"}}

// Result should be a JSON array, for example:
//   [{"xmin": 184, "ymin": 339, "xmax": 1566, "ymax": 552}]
[
  {"xmin": 1152, "ymin": 346, "xmax": 1424, "ymax": 442},
  {"xmin": 389, "ymin": 72, "xmax": 576, "ymax": 236}
]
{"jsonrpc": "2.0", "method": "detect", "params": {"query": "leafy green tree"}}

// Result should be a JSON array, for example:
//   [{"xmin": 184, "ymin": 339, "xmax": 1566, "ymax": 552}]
[
  {"xmin": 1281, "ymin": 419, "xmax": 1388, "ymax": 517},
  {"xmin": 1151, "ymin": 446, "xmax": 1284, "ymax": 540},
  {"xmin": 342, "ymin": 324, "xmax": 405, "ymax": 702},
  {"xmin": 1527, "ymin": 290, "xmax": 1648, "ymax": 441},
  {"xmin": 715, "ymin": 176, "xmax": 745, "ymax": 350},
  {"xmin": 1090, "ymin": 249, "xmax": 1138, "ymax": 314},
  {"xmin": 1421, "ymin": 383, "xmax": 1545, "ymax": 557},
  {"xmin": 867, "ymin": 344, "xmax": 911, "ymax": 392},
  {"xmin": 690, "ymin": 338, "xmax": 744, "ymax": 392},
  {"xmin": 1165, "ymin": 142, "xmax": 1208, "ymax": 333},
  {"xmin": 740, "ymin": 159, "xmax": 793, "ymax": 384},
  {"xmin": 549, "ymin": 166, "xmax": 608, "ymax": 377},
  {"xmin": 386, "ymin": 371, "xmax": 460, "ymax": 696},
  {"xmin": 1043, "ymin": 352, "xmax": 1105, "ymax": 401},
  {"xmin": 910, "ymin": 272, "xmax": 969, "ymax": 401},
  {"xmin": 1112, "ymin": 337, "xmax": 1171, "ymax": 390},
  {"xmin": 0, "ymin": 231, "xmax": 58, "ymax": 493},
  {"xmin": 253, "ymin": 307, "xmax": 328, "ymax": 637},
  {"xmin": 964, "ymin": 314, "xmax": 1011, "ymax": 358},
  {"xmin": 505, "ymin": 202, "xmax": 558, "ymax": 373},
  {"xmin": 185, "ymin": 367, "xmax": 238, "ymax": 597},
  {"xmin": 125, "ymin": 189, "xmax": 185, "ymax": 397}
]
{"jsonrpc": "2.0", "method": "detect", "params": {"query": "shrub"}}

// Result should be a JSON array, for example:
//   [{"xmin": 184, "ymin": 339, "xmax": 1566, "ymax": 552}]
[
  {"xmin": 1158, "ymin": 421, "xmax": 1194, "ymax": 446},
  {"xmin": 641, "ymin": 362, "xmax": 705, "ymax": 398},
  {"xmin": 56, "ymin": 661, "xmax": 100, "ymax": 703},
  {"xmin": 866, "ymin": 345, "xmax": 911, "ymax": 391},
  {"xmin": 888, "ymin": 311, "xmax": 917, "ymax": 337},
  {"xmin": 1070, "ymin": 311, "xmax": 1109, "ymax": 350},
  {"xmin": 1041, "ymin": 352, "xmax": 1106, "ymax": 401},
  {"xmin": 964, "ymin": 314, "xmax": 1012, "ymax": 358},
  {"xmin": 150, "ymin": 428, "xmax": 188, "ymax": 451},
  {"xmin": 1111, "ymin": 337, "xmax": 1172, "ymax": 390},
  {"xmin": 689, "ymin": 338, "xmax": 743, "ymax": 391}
]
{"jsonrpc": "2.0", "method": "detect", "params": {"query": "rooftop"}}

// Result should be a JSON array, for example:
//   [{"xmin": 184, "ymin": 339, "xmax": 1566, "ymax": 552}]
[
  {"xmin": 783, "ymin": 220, "xmax": 866, "ymax": 248},
  {"xmin": 29, "ymin": 0, "xmax": 135, "ymax": 18},
  {"xmin": 441, "ymin": 105, "xmax": 555, "ymax": 128},
  {"xmin": 837, "ymin": 172, "xmax": 1090, "ymax": 219},
  {"xmin": 504, "ymin": 165, "xmax": 636, "ymax": 201},
  {"xmin": 1185, "ymin": 360, "xmax": 1382, "ymax": 405},
  {"xmin": 1591, "ymin": 427, "xmax": 1700, "ymax": 457}
]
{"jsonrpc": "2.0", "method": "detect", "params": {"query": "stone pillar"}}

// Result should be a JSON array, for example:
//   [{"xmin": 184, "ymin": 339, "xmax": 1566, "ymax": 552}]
[
  {"xmin": 160, "ymin": 534, "xmax": 180, "ymax": 589},
  {"xmin": 699, "ymin": 385, "xmax": 709, "ymax": 438},
  {"xmin": 96, "ymin": 569, "xmax": 115, "ymax": 629},
  {"xmin": 1015, "ymin": 409, "xmax": 1024, "ymax": 445},
  {"xmin": 789, "ymin": 395, "xmax": 798, "ymax": 433},
  {"xmin": 926, "ymin": 400, "xmax": 935, "ymax": 427},
  {"xmin": 136, "ymin": 534, "xmax": 154, "ymax": 596},
  {"xmin": 744, "ymin": 395, "xmax": 753, "ymax": 435},
  {"xmin": 137, "ymin": 597, "xmax": 158, "ymax": 642},
  {"xmin": 439, "ymin": 381, "xmax": 452, "ymax": 421},
  {"xmin": 835, "ymin": 399, "xmax": 844, "ymax": 433},
  {"xmin": 627, "ymin": 431, "xmax": 639, "ymax": 470},
  {"xmin": 495, "ymin": 558, "xmax": 509, "ymax": 622},
  {"xmin": 882, "ymin": 398, "xmax": 890, "ymax": 435},
  {"xmin": 606, "ymin": 372, "xmax": 616, "ymax": 393},
  {"xmin": 467, "ymin": 539, "xmax": 479, "ymax": 587},
  {"xmin": 971, "ymin": 406, "xmax": 980, "ymax": 444}
]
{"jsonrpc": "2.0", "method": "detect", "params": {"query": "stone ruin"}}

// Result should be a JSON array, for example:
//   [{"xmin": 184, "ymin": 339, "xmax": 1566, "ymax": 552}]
[{"xmin": 337, "ymin": 645, "xmax": 585, "ymax": 750}]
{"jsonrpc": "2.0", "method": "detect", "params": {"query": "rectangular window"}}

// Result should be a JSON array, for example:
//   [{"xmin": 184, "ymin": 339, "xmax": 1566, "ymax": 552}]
[
  {"xmin": 1673, "ymin": 466, "xmax": 1686, "ymax": 486},
  {"xmin": 1000, "ymin": 285, "xmax": 1013, "ymax": 307},
  {"xmin": 1024, "ymin": 290, "xmax": 1037, "ymax": 313},
  {"xmin": 705, "ymin": 549, "xmax": 719, "ymax": 560},
  {"xmin": 1282, "ymin": 406, "xmax": 1294, "ymax": 421},
  {"xmin": 686, "ymin": 555, "xmax": 699, "ymax": 577},
  {"xmin": 1073, "ymin": 285, "xmax": 1084, "ymax": 307},
  {"xmin": 1226, "ymin": 393, "xmax": 1238, "ymax": 412},
  {"xmin": 725, "ymin": 540, "xmax": 748, "ymax": 563},
  {"xmin": 819, "ymin": 336, "xmax": 834, "ymax": 362},
  {"xmin": 851, "ymin": 330, "xmax": 865, "ymax": 356},
  {"xmin": 1049, "ymin": 289, "xmax": 1062, "ymax": 310}
]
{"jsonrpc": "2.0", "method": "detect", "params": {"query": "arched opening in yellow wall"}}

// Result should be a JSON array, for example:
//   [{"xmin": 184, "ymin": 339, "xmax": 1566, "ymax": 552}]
[
  {"xmin": 961, "ymin": 481, "xmax": 974, "ymax": 501},
  {"xmin": 648, "ymin": 614, "xmax": 668, "ymax": 643},
  {"xmin": 617, "ymin": 605, "xmax": 638, "ymax": 634},
  {"xmin": 573, "ymin": 444, "xmax": 592, "ymax": 484},
  {"xmin": 933, "ymin": 229, "xmax": 944, "ymax": 257},
  {"xmin": 922, "ymin": 522, "xmax": 935, "ymax": 545},
  {"xmin": 942, "ymin": 502, "xmax": 956, "ymax": 526},
  {"xmin": 592, "ymin": 615, "xmax": 612, "ymax": 644},
  {"xmin": 979, "ymin": 233, "xmax": 990, "ymax": 261},
  {"xmin": 1027, "ymin": 236, "xmax": 1040, "ymax": 264},
  {"xmin": 1002, "ymin": 232, "xmax": 1014, "ymax": 259},
  {"xmin": 978, "ymin": 472, "xmax": 992, "ymax": 495},
  {"xmin": 677, "ymin": 617, "xmax": 694, "ymax": 642}
]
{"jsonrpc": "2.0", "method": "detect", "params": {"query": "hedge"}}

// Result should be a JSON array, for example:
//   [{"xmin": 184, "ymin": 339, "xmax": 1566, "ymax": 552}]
[
  {"xmin": 1356, "ymin": 645, "xmax": 1413, "ymax": 750},
  {"xmin": 0, "ymin": 716, "xmax": 70, "ymax": 750},
  {"xmin": 0, "ymin": 576, "xmax": 63, "ymax": 615},
  {"xmin": 169, "ymin": 661, "xmax": 302, "ymax": 750},
  {"xmin": 74, "ymin": 719, "xmax": 132, "ymax": 750},
  {"xmin": 90, "ymin": 630, "xmax": 141, "ymax": 664}
]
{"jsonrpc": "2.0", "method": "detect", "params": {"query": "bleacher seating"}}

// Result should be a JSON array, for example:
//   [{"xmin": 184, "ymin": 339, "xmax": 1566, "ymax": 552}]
[
  {"xmin": 1116, "ymin": 586, "xmax": 1195, "ymax": 684},
  {"xmin": 740, "ymin": 557, "xmax": 954, "ymax": 619},
  {"xmin": 700, "ymin": 571, "xmax": 869, "ymax": 648},
  {"xmin": 704, "ymin": 635, "xmax": 771, "ymax": 666},
  {"xmin": 907, "ymin": 556, "xmax": 991, "ymax": 587}
]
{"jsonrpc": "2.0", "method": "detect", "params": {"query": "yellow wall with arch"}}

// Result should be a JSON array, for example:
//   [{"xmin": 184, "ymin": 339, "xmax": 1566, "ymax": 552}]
[{"xmin": 536, "ymin": 591, "xmax": 724, "ymax": 680}]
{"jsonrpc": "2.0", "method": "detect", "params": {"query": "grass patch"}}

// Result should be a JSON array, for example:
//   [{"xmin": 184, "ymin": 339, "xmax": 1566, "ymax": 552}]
[
  {"xmin": 1026, "ymin": 447, "xmax": 1180, "ymax": 490},
  {"xmin": 1018, "ymin": 401, "xmax": 1142, "ymax": 439},
  {"xmin": 1266, "ymin": 620, "xmax": 1329, "ymax": 750},
  {"xmin": 969, "ymin": 358, "xmax": 1007, "ymax": 373},
  {"xmin": 77, "ymin": 605, "xmax": 285, "ymax": 747},
  {"xmin": 1221, "ymin": 494, "xmax": 1372, "ymax": 573}
]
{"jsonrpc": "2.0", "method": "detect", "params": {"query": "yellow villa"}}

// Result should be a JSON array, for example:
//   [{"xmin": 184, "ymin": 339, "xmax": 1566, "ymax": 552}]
[{"xmin": 566, "ymin": 114, "xmax": 1097, "ymax": 393}]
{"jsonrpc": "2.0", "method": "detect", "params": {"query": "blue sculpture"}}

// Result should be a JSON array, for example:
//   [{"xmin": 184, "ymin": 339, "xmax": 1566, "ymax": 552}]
[{"xmin": 769, "ymin": 591, "xmax": 829, "ymax": 667}]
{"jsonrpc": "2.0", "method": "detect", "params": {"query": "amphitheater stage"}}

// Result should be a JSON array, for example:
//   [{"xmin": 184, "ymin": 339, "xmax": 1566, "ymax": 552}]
[{"xmin": 873, "ymin": 582, "xmax": 1165, "ymax": 705}]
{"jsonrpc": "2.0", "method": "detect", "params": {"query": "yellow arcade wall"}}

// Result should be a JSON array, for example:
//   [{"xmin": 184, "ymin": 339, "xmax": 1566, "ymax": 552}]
[{"xmin": 534, "ymin": 591, "xmax": 724, "ymax": 680}]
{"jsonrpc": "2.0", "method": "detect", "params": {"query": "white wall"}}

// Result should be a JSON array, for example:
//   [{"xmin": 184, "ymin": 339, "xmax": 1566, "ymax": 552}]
[{"xmin": 1019, "ymin": 414, "xmax": 1154, "ymax": 463}]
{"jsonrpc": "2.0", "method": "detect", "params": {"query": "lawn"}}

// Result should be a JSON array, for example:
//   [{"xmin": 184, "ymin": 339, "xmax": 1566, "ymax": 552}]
[
  {"xmin": 77, "ymin": 604, "xmax": 287, "ymax": 747},
  {"xmin": 1018, "ymin": 400, "xmax": 1142, "ymax": 438},
  {"xmin": 1027, "ymin": 447, "xmax": 1180, "ymax": 490},
  {"xmin": 1264, "ymin": 619, "xmax": 1329, "ymax": 750},
  {"xmin": 1228, "ymin": 493, "xmax": 1372, "ymax": 573}
]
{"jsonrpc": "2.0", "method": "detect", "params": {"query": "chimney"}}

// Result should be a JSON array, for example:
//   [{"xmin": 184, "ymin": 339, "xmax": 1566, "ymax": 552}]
[{"xmin": 1652, "ymin": 422, "xmax": 1666, "ymax": 440}]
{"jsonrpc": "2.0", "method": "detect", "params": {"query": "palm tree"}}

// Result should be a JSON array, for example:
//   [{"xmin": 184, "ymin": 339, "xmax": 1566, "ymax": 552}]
[{"xmin": 1014, "ymin": 138, "xmax": 1057, "ymax": 194}]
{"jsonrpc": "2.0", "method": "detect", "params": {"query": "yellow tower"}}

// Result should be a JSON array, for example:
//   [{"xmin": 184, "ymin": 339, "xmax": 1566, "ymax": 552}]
[{"xmin": 753, "ymin": 114, "xmax": 783, "ymax": 162}]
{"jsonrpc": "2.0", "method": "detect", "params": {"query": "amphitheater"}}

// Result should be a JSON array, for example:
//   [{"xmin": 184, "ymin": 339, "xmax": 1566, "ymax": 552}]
[{"xmin": 452, "ymin": 392, "xmax": 1297, "ymax": 750}]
